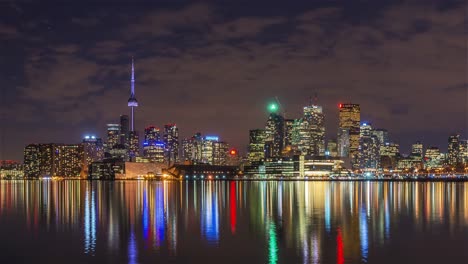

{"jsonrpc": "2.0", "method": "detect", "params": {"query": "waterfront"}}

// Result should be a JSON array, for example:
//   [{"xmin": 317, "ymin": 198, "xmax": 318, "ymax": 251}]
[{"xmin": 0, "ymin": 181, "xmax": 468, "ymax": 263}]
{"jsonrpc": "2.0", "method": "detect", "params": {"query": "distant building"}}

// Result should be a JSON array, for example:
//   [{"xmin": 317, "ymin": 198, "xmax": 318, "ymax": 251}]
[
  {"xmin": 163, "ymin": 124, "xmax": 179, "ymax": 165},
  {"xmin": 371, "ymin": 129, "xmax": 389, "ymax": 145},
  {"xmin": 338, "ymin": 103, "xmax": 360, "ymax": 166},
  {"xmin": 425, "ymin": 146, "xmax": 442, "ymax": 169},
  {"xmin": 248, "ymin": 129, "xmax": 266, "ymax": 163},
  {"xmin": 128, "ymin": 131, "xmax": 140, "ymax": 160},
  {"xmin": 24, "ymin": 143, "xmax": 84, "ymax": 178},
  {"xmin": 337, "ymin": 128, "xmax": 350, "ymax": 157},
  {"xmin": 82, "ymin": 136, "xmax": 104, "ymax": 176},
  {"xmin": 106, "ymin": 123, "xmax": 120, "ymax": 151},
  {"xmin": 291, "ymin": 103, "xmax": 325, "ymax": 156},
  {"xmin": 265, "ymin": 112, "xmax": 284, "ymax": 158},
  {"xmin": 182, "ymin": 133, "xmax": 203, "ymax": 163},
  {"xmin": 358, "ymin": 123, "xmax": 380, "ymax": 170},
  {"xmin": 0, "ymin": 160, "xmax": 23, "ymax": 179},
  {"xmin": 143, "ymin": 126, "xmax": 164, "ymax": 163},
  {"xmin": 379, "ymin": 143, "xmax": 400, "ymax": 170},
  {"xmin": 448, "ymin": 134, "xmax": 460, "ymax": 166},
  {"xmin": 326, "ymin": 139, "xmax": 338, "ymax": 157},
  {"xmin": 411, "ymin": 141, "xmax": 423, "ymax": 156},
  {"xmin": 284, "ymin": 119, "xmax": 295, "ymax": 147},
  {"xmin": 120, "ymin": 115, "xmax": 129, "ymax": 147}
]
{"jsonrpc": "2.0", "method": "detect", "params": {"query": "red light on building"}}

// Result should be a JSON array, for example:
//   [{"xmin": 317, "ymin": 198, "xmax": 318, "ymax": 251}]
[
  {"xmin": 339, "ymin": 103, "xmax": 342, "ymax": 108},
  {"xmin": 230, "ymin": 149, "xmax": 237, "ymax": 156}
]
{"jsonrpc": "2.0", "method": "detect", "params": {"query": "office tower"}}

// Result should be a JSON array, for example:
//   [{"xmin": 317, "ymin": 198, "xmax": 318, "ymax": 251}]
[
  {"xmin": 128, "ymin": 131, "xmax": 140, "ymax": 160},
  {"xmin": 460, "ymin": 139, "xmax": 468, "ymax": 165},
  {"xmin": 291, "ymin": 118, "xmax": 311, "ymax": 155},
  {"xmin": 163, "ymin": 124, "xmax": 179, "ymax": 165},
  {"xmin": 411, "ymin": 141, "xmax": 423, "ymax": 156},
  {"xmin": 372, "ymin": 129, "xmax": 389, "ymax": 145},
  {"xmin": 106, "ymin": 124, "xmax": 120, "ymax": 150},
  {"xmin": 265, "ymin": 110, "xmax": 284, "ymax": 158},
  {"xmin": 358, "ymin": 135, "xmax": 380, "ymax": 170},
  {"xmin": 425, "ymin": 146, "xmax": 442, "ymax": 169},
  {"xmin": 120, "ymin": 115, "xmax": 129, "ymax": 146},
  {"xmin": 182, "ymin": 133, "xmax": 203, "ymax": 163},
  {"xmin": 284, "ymin": 119, "xmax": 294, "ymax": 147},
  {"xmin": 337, "ymin": 128, "xmax": 350, "ymax": 157},
  {"xmin": 338, "ymin": 103, "xmax": 360, "ymax": 165},
  {"xmin": 303, "ymin": 104, "xmax": 325, "ymax": 156},
  {"xmin": 448, "ymin": 134, "xmax": 460, "ymax": 166},
  {"xmin": 82, "ymin": 136, "xmax": 104, "ymax": 176},
  {"xmin": 202, "ymin": 136, "xmax": 218, "ymax": 164},
  {"xmin": 213, "ymin": 141, "xmax": 229, "ymax": 165},
  {"xmin": 248, "ymin": 129, "xmax": 266, "ymax": 163},
  {"xmin": 379, "ymin": 142, "xmax": 400, "ymax": 170},
  {"xmin": 326, "ymin": 139, "xmax": 338, "ymax": 157},
  {"xmin": 143, "ymin": 126, "xmax": 164, "ymax": 163},
  {"xmin": 360, "ymin": 122, "xmax": 372, "ymax": 137}
]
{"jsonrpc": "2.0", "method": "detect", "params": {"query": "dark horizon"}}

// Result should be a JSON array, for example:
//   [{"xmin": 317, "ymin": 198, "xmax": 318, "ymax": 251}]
[{"xmin": 1, "ymin": 0, "xmax": 467, "ymax": 161}]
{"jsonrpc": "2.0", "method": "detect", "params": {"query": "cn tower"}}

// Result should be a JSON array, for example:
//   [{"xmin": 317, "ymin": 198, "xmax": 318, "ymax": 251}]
[{"xmin": 127, "ymin": 57, "xmax": 138, "ymax": 131}]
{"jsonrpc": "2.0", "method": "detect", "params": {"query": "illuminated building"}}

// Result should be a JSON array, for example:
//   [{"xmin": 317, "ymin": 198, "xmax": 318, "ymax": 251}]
[
  {"xmin": 284, "ymin": 119, "xmax": 295, "ymax": 147},
  {"xmin": 24, "ymin": 143, "xmax": 86, "ymax": 178},
  {"xmin": 397, "ymin": 155, "xmax": 423, "ymax": 170},
  {"xmin": 163, "ymin": 124, "xmax": 179, "ymax": 165},
  {"xmin": 54, "ymin": 144, "xmax": 84, "ymax": 177},
  {"xmin": 371, "ymin": 128, "xmax": 389, "ymax": 145},
  {"xmin": 326, "ymin": 139, "xmax": 338, "ymax": 157},
  {"xmin": 337, "ymin": 128, "xmax": 350, "ymax": 157},
  {"xmin": 411, "ymin": 141, "xmax": 423, "ymax": 156},
  {"xmin": 106, "ymin": 123, "xmax": 120, "ymax": 150},
  {"xmin": 424, "ymin": 146, "xmax": 442, "ymax": 169},
  {"xmin": 358, "ymin": 123, "xmax": 380, "ymax": 170},
  {"xmin": 213, "ymin": 141, "xmax": 229, "ymax": 165},
  {"xmin": 292, "ymin": 103, "xmax": 325, "ymax": 156},
  {"xmin": 143, "ymin": 126, "xmax": 164, "ymax": 163},
  {"xmin": 89, "ymin": 158, "xmax": 124, "ymax": 180},
  {"xmin": 338, "ymin": 104, "xmax": 360, "ymax": 166},
  {"xmin": 120, "ymin": 115, "xmax": 129, "ymax": 146},
  {"xmin": 0, "ymin": 160, "xmax": 23, "ymax": 179},
  {"xmin": 379, "ymin": 143, "xmax": 400, "ymax": 170},
  {"xmin": 128, "ymin": 131, "xmax": 140, "ymax": 160},
  {"xmin": 248, "ymin": 129, "xmax": 266, "ymax": 163},
  {"xmin": 448, "ymin": 134, "xmax": 460, "ymax": 166},
  {"xmin": 182, "ymin": 133, "xmax": 203, "ymax": 163},
  {"xmin": 265, "ymin": 103, "xmax": 284, "ymax": 158},
  {"xmin": 460, "ymin": 139, "xmax": 468, "ymax": 165},
  {"xmin": 291, "ymin": 118, "xmax": 312, "ymax": 155},
  {"xmin": 82, "ymin": 136, "xmax": 104, "ymax": 176}
]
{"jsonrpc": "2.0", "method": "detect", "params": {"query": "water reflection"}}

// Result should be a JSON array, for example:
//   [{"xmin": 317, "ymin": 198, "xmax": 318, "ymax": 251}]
[{"xmin": 0, "ymin": 181, "xmax": 468, "ymax": 263}]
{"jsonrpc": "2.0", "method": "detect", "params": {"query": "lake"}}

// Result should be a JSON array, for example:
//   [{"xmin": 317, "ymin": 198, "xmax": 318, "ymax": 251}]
[{"xmin": 0, "ymin": 180, "xmax": 467, "ymax": 263}]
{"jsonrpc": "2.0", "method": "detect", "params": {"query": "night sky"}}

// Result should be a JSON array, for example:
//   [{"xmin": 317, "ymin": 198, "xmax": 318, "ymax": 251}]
[{"xmin": 0, "ymin": 0, "xmax": 466, "ymax": 161}]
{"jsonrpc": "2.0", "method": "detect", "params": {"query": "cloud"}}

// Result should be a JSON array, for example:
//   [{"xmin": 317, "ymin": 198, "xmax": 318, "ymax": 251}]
[{"xmin": 0, "ymin": 23, "xmax": 19, "ymax": 38}]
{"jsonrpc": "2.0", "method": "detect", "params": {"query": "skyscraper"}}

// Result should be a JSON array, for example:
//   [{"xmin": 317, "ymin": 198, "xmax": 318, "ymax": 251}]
[
  {"xmin": 371, "ymin": 128, "xmax": 389, "ymax": 145},
  {"xmin": 448, "ymin": 134, "xmax": 460, "ymax": 166},
  {"xmin": 326, "ymin": 139, "xmax": 338, "ymax": 157},
  {"xmin": 120, "ymin": 115, "xmax": 129, "ymax": 146},
  {"xmin": 358, "ymin": 127, "xmax": 380, "ymax": 170},
  {"xmin": 163, "ymin": 124, "xmax": 179, "ymax": 165},
  {"xmin": 248, "ymin": 129, "xmax": 266, "ymax": 163},
  {"xmin": 339, "ymin": 103, "xmax": 360, "ymax": 167},
  {"xmin": 106, "ymin": 123, "xmax": 120, "ymax": 150},
  {"xmin": 303, "ymin": 104, "xmax": 325, "ymax": 156},
  {"xmin": 337, "ymin": 128, "xmax": 350, "ymax": 157},
  {"xmin": 411, "ymin": 141, "xmax": 423, "ymax": 156},
  {"xmin": 82, "ymin": 136, "xmax": 104, "ymax": 177},
  {"xmin": 143, "ymin": 126, "xmax": 164, "ymax": 163},
  {"xmin": 265, "ymin": 104, "xmax": 284, "ymax": 158},
  {"xmin": 182, "ymin": 132, "xmax": 203, "ymax": 163},
  {"xmin": 284, "ymin": 119, "xmax": 294, "ymax": 147}
]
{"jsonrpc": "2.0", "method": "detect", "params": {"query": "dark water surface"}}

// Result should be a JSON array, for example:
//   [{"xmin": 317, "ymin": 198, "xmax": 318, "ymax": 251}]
[{"xmin": 0, "ymin": 180, "xmax": 467, "ymax": 263}]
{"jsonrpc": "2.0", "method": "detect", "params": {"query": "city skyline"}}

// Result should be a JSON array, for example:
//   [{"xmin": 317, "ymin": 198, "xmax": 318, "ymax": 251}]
[{"xmin": 1, "ymin": 1, "xmax": 466, "ymax": 160}]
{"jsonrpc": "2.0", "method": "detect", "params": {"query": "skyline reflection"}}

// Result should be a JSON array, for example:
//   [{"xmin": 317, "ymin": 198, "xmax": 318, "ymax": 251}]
[{"xmin": 0, "ymin": 181, "xmax": 468, "ymax": 263}]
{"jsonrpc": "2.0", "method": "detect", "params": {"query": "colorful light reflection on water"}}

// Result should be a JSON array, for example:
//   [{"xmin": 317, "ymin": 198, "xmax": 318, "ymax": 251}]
[{"xmin": 0, "ymin": 181, "xmax": 468, "ymax": 263}]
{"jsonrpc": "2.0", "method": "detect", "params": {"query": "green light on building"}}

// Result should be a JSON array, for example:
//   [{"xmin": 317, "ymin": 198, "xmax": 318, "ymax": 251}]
[{"xmin": 268, "ymin": 103, "xmax": 279, "ymax": 113}]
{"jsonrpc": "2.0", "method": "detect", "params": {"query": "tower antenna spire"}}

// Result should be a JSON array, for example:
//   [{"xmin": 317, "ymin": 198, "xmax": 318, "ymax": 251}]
[{"xmin": 128, "ymin": 56, "xmax": 138, "ymax": 131}]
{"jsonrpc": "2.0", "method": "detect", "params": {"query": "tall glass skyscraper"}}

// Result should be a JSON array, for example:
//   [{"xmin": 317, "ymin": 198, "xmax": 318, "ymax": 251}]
[{"xmin": 339, "ymin": 103, "xmax": 360, "ymax": 167}]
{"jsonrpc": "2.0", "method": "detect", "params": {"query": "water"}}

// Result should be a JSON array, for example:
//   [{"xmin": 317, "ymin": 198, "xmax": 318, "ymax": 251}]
[{"xmin": 0, "ymin": 180, "xmax": 467, "ymax": 263}]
